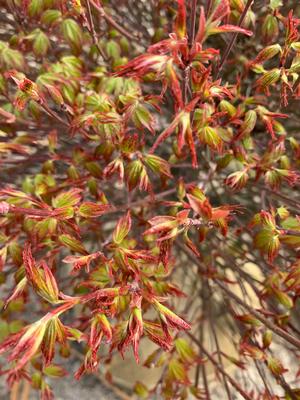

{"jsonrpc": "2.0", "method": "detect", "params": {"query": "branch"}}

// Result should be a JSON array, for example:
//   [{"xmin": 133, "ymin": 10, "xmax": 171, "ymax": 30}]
[
  {"xmin": 85, "ymin": 0, "xmax": 108, "ymax": 61},
  {"xmin": 189, "ymin": 0, "xmax": 198, "ymax": 46},
  {"xmin": 176, "ymin": 241, "xmax": 300, "ymax": 350},
  {"xmin": 217, "ymin": 0, "xmax": 254, "ymax": 77},
  {"xmin": 89, "ymin": 0, "xmax": 138, "ymax": 42},
  {"xmin": 187, "ymin": 332, "xmax": 253, "ymax": 400}
]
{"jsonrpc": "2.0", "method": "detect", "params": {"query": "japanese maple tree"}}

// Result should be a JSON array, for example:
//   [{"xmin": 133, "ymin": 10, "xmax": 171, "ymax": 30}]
[{"xmin": 0, "ymin": 0, "xmax": 300, "ymax": 399}]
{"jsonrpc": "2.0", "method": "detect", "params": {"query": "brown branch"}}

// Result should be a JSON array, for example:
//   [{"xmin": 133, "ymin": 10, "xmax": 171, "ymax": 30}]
[
  {"xmin": 187, "ymin": 332, "xmax": 253, "ymax": 400},
  {"xmin": 10, "ymin": 382, "xmax": 19, "ymax": 400},
  {"xmin": 20, "ymin": 380, "xmax": 31, "ymax": 400},
  {"xmin": 208, "ymin": 283, "xmax": 233, "ymax": 400},
  {"xmin": 176, "ymin": 241, "xmax": 300, "ymax": 350}
]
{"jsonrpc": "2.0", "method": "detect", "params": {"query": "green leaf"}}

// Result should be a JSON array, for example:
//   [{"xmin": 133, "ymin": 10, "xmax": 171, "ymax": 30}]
[
  {"xmin": 175, "ymin": 338, "xmax": 196, "ymax": 364},
  {"xmin": 254, "ymin": 228, "xmax": 280, "ymax": 261},
  {"xmin": 256, "ymin": 68, "xmax": 281, "ymax": 88},
  {"xmin": 144, "ymin": 154, "xmax": 172, "ymax": 178},
  {"xmin": 272, "ymin": 288, "xmax": 293, "ymax": 309},
  {"xmin": 134, "ymin": 382, "xmax": 149, "ymax": 398},
  {"xmin": 113, "ymin": 211, "xmax": 131, "ymax": 244},
  {"xmin": 240, "ymin": 110, "xmax": 257, "ymax": 136},
  {"xmin": 0, "ymin": 45, "xmax": 24, "ymax": 69},
  {"xmin": 78, "ymin": 202, "xmax": 110, "ymax": 218},
  {"xmin": 41, "ymin": 9, "xmax": 62, "ymax": 25},
  {"xmin": 198, "ymin": 126, "xmax": 222, "ymax": 151},
  {"xmin": 132, "ymin": 104, "xmax": 154, "ymax": 133},
  {"xmin": 168, "ymin": 359, "xmax": 189, "ymax": 383},
  {"xmin": 52, "ymin": 189, "xmax": 82, "ymax": 208},
  {"xmin": 28, "ymin": 0, "xmax": 43, "ymax": 17},
  {"xmin": 31, "ymin": 372, "xmax": 42, "ymax": 389},
  {"xmin": 125, "ymin": 159, "xmax": 144, "ymax": 190},
  {"xmin": 106, "ymin": 40, "xmax": 121, "ymax": 60},
  {"xmin": 281, "ymin": 217, "xmax": 300, "ymax": 230},
  {"xmin": 59, "ymin": 234, "xmax": 87, "ymax": 255},
  {"xmin": 267, "ymin": 356, "xmax": 286, "ymax": 376},
  {"xmin": 270, "ymin": 0, "xmax": 283, "ymax": 10},
  {"xmin": 62, "ymin": 19, "xmax": 83, "ymax": 51},
  {"xmin": 44, "ymin": 364, "xmax": 67, "ymax": 378},
  {"xmin": 33, "ymin": 30, "xmax": 50, "ymax": 57}
]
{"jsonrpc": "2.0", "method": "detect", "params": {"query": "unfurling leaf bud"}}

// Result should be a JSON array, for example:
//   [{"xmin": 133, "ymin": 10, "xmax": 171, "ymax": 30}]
[
  {"xmin": 219, "ymin": 100, "xmax": 237, "ymax": 117},
  {"xmin": 62, "ymin": 19, "xmax": 83, "ymax": 52},
  {"xmin": 252, "ymin": 44, "xmax": 281, "ymax": 64},
  {"xmin": 78, "ymin": 202, "xmax": 111, "ymax": 218},
  {"xmin": 262, "ymin": 15, "xmax": 279, "ymax": 44},
  {"xmin": 45, "ymin": 84, "xmax": 64, "ymax": 106},
  {"xmin": 267, "ymin": 356, "xmax": 287, "ymax": 376},
  {"xmin": 32, "ymin": 30, "xmax": 50, "ymax": 57},
  {"xmin": 23, "ymin": 243, "xmax": 59, "ymax": 304},
  {"xmin": 289, "ymin": 56, "xmax": 300, "ymax": 73},
  {"xmin": 153, "ymin": 299, "xmax": 191, "ymax": 330},
  {"xmin": 168, "ymin": 359, "xmax": 190, "ymax": 384},
  {"xmin": 226, "ymin": 170, "xmax": 249, "ymax": 190},
  {"xmin": 256, "ymin": 68, "xmax": 281, "ymax": 89},
  {"xmin": 291, "ymin": 42, "xmax": 300, "ymax": 52},
  {"xmin": 144, "ymin": 154, "xmax": 172, "ymax": 178},
  {"xmin": 113, "ymin": 211, "xmax": 132, "ymax": 245},
  {"xmin": 262, "ymin": 330, "xmax": 273, "ymax": 348},
  {"xmin": 174, "ymin": 338, "xmax": 197, "ymax": 364},
  {"xmin": 254, "ymin": 229, "xmax": 280, "ymax": 262},
  {"xmin": 239, "ymin": 110, "xmax": 257, "ymax": 137},
  {"xmin": 59, "ymin": 234, "xmax": 88, "ymax": 255},
  {"xmin": 272, "ymin": 287, "xmax": 293, "ymax": 309}
]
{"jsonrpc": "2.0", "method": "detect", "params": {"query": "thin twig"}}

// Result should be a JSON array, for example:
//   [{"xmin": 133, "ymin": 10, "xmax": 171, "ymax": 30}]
[
  {"xmin": 85, "ymin": 0, "xmax": 108, "ymax": 61},
  {"xmin": 208, "ymin": 283, "xmax": 232, "ymax": 400},
  {"xmin": 10, "ymin": 381, "xmax": 19, "ymax": 400},
  {"xmin": 175, "ymin": 240, "xmax": 300, "ymax": 350},
  {"xmin": 217, "ymin": 0, "xmax": 254, "ymax": 77},
  {"xmin": 189, "ymin": 0, "xmax": 198, "ymax": 46},
  {"xmin": 20, "ymin": 380, "xmax": 31, "ymax": 400},
  {"xmin": 187, "ymin": 332, "xmax": 253, "ymax": 400},
  {"xmin": 89, "ymin": 0, "xmax": 138, "ymax": 41},
  {"xmin": 72, "ymin": 348, "xmax": 133, "ymax": 400}
]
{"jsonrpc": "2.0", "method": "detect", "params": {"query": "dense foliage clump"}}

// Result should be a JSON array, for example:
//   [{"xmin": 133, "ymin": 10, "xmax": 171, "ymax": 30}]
[{"xmin": 0, "ymin": 0, "xmax": 300, "ymax": 399}]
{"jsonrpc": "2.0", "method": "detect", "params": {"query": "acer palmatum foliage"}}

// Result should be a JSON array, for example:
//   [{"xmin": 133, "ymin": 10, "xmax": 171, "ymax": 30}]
[{"xmin": 0, "ymin": 0, "xmax": 300, "ymax": 399}]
